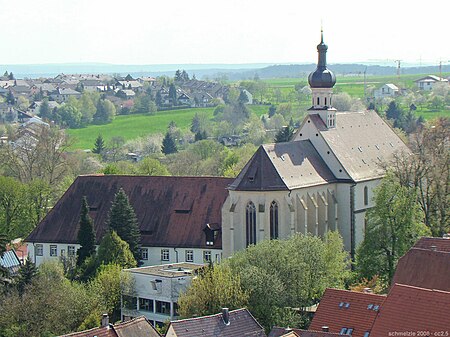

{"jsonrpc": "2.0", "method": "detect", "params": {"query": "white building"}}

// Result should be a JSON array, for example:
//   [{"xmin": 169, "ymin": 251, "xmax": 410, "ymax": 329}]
[
  {"xmin": 121, "ymin": 262, "xmax": 204, "ymax": 327},
  {"xmin": 26, "ymin": 176, "xmax": 230, "ymax": 267},
  {"xmin": 415, "ymin": 75, "xmax": 448, "ymax": 91},
  {"xmin": 373, "ymin": 83, "xmax": 399, "ymax": 98},
  {"xmin": 221, "ymin": 33, "xmax": 410, "ymax": 258}
]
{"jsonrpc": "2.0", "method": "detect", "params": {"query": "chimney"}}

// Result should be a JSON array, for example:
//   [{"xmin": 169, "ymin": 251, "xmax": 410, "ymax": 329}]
[
  {"xmin": 430, "ymin": 245, "xmax": 437, "ymax": 251},
  {"xmin": 322, "ymin": 326, "xmax": 330, "ymax": 332},
  {"xmin": 101, "ymin": 314, "xmax": 109, "ymax": 328},
  {"xmin": 222, "ymin": 308, "xmax": 230, "ymax": 325}
]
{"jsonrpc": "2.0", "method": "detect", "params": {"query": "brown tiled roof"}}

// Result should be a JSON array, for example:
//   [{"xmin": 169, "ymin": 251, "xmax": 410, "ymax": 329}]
[
  {"xmin": 413, "ymin": 237, "xmax": 450, "ymax": 252},
  {"xmin": 370, "ymin": 284, "xmax": 450, "ymax": 335},
  {"xmin": 391, "ymin": 248, "xmax": 450, "ymax": 291},
  {"xmin": 309, "ymin": 288, "xmax": 386, "ymax": 337},
  {"xmin": 305, "ymin": 110, "xmax": 410, "ymax": 182},
  {"xmin": 60, "ymin": 316, "xmax": 159, "ymax": 337},
  {"xmin": 269, "ymin": 327, "xmax": 340, "ymax": 337},
  {"xmin": 229, "ymin": 140, "xmax": 336, "ymax": 191},
  {"xmin": 26, "ymin": 175, "xmax": 233, "ymax": 249},
  {"xmin": 167, "ymin": 308, "xmax": 266, "ymax": 337}
]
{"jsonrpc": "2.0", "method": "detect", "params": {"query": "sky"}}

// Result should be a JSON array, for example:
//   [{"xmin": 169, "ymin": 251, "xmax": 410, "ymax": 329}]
[{"xmin": 0, "ymin": 0, "xmax": 448, "ymax": 66}]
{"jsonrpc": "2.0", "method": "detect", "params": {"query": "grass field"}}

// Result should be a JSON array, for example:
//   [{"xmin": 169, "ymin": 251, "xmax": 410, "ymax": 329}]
[{"xmin": 67, "ymin": 107, "xmax": 215, "ymax": 150}]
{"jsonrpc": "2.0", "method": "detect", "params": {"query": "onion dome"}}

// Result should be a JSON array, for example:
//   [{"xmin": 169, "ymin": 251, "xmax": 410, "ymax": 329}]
[{"xmin": 308, "ymin": 31, "xmax": 336, "ymax": 88}]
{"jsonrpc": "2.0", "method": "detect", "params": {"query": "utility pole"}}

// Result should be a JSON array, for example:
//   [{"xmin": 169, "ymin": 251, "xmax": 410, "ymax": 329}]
[{"xmin": 394, "ymin": 60, "xmax": 401, "ymax": 81}]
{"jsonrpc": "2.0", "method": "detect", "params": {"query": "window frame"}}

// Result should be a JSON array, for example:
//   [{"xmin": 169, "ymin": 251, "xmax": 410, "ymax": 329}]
[
  {"xmin": 246, "ymin": 201, "xmax": 257, "ymax": 247},
  {"xmin": 161, "ymin": 249, "xmax": 169, "ymax": 261},
  {"xmin": 50, "ymin": 244, "xmax": 57, "ymax": 257},
  {"xmin": 270, "ymin": 200, "xmax": 279, "ymax": 239},
  {"xmin": 185, "ymin": 250, "xmax": 194, "ymax": 262},
  {"xmin": 203, "ymin": 250, "xmax": 211, "ymax": 263},
  {"xmin": 140, "ymin": 248, "xmax": 149, "ymax": 260},
  {"xmin": 68, "ymin": 245, "xmax": 76, "ymax": 257},
  {"xmin": 139, "ymin": 297, "xmax": 153, "ymax": 312},
  {"xmin": 35, "ymin": 244, "xmax": 43, "ymax": 256}
]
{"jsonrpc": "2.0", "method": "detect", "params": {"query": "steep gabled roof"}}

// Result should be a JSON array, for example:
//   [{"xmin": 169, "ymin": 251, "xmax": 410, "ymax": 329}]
[
  {"xmin": 229, "ymin": 140, "xmax": 336, "ymax": 191},
  {"xmin": 370, "ymin": 284, "xmax": 450, "ymax": 335},
  {"xmin": 391, "ymin": 248, "xmax": 450, "ymax": 291},
  {"xmin": 26, "ymin": 175, "xmax": 233, "ymax": 249},
  {"xmin": 413, "ymin": 236, "xmax": 450, "ymax": 252},
  {"xmin": 309, "ymin": 288, "xmax": 386, "ymax": 337},
  {"xmin": 60, "ymin": 316, "xmax": 160, "ymax": 337},
  {"xmin": 310, "ymin": 110, "xmax": 410, "ymax": 182},
  {"xmin": 167, "ymin": 308, "xmax": 266, "ymax": 337}
]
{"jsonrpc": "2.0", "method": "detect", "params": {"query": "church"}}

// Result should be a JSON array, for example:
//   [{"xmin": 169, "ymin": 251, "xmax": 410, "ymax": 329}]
[
  {"xmin": 25, "ymin": 34, "xmax": 409, "ymax": 266},
  {"xmin": 221, "ymin": 32, "xmax": 409, "ymax": 258}
]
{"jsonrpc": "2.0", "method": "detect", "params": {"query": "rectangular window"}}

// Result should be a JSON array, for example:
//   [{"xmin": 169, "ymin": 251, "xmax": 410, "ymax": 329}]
[
  {"xmin": 203, "ymin": 251, "xmax": 211, "ymax": 263},
  {"xmin": 161, "ymin": 249, "xmax": 169, "ymax": 261},
  {"xmin": 185, "ymin": 250, "xmax": 194, "ymax": 262},
  {"xmin": 68, "ymin": 246, "xmax": 76, "ymax": 257},
  {"xmin": 140, "ymin": 248, "xmax": 148, "ymax": 260},
  {"xmin": 35, "ymin": 244, "xmax": 43, "ymax": 256},
  {"xmin": 173, "ymin": 302, "xmax": 179, "ymax": 316},
  {"xmin": 155, "ymin": 300, "xmax": 170, "ymax": 315},
  {"xmin": 139, "ymin": 298, "xmax": 153, "ymax": 312},
  {"xmin": 50, "ymin": 245, "xmax": 57, "ymax": 257}
]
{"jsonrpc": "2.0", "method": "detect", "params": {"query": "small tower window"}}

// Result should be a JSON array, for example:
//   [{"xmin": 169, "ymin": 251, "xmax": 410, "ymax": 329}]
[
  {"xmin": 364, "ymin": 186, "xmax": 369, "ymax": 206},
  {"xmin": 317, "ymin": 97, "xmax": 320, "ymax": 105},
  {"xmin": 246, "ymin": 202, "xmax": 257, "ymax": 247},
  {"xmin": 324, "ymin": 97, "xmax": 327, "ymax": 106}
]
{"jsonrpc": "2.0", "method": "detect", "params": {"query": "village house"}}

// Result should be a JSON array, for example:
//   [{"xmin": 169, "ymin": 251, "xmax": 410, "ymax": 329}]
[
  {"xmin": 414, "ymin": 75, "xmax": 449, "ymax": 91},
  {"xmin": 373, "ymin": 83, "xmax": 399, "ymax": 98},
  {"xmin": 121, "ymin": 263, "xmax": 204, "ymax": 327},
  {"xmin": 166, "ymin": 308, "xmax": 266, "ymax": 337},
  {"xmin": 50, "ymin": 87, "xmax": 82, "ymax": 103},
  {"xmin": 26, "ymin": 176, "xmax": 231, "ymax": 267}
]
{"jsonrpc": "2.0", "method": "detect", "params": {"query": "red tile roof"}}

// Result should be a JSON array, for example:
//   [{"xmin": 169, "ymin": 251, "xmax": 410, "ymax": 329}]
[
  {"xmin": 309, "ymin": 288, "xmax": 386, "ymax": 337},
  {"xmin": 60, "ymin": 316, "xmax": 159, "ymax": 337},
  {"xmin": 269, "ymin": 327, "xmax": 340, "ymax": 337},
  {"xmin": 370, "ymin": 284, "xmax": 450, "ymax": 336},
  {"xmin": 413, "ymin": 237, "xmax": 450, "ymax": 252},
  {"xmin": 391, "ymin": 248, "xmax": 450, "ymax": 292},
  {"xmin": 26, "ymin": 175, "xmax": 233, "ymax": 249},
  {"xmin": 167, "ymin": 308, "xmax": 266, "ymax": 337}
]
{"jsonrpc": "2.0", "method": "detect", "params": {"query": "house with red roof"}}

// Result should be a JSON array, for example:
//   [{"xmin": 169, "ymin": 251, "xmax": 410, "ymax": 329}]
[
  {"xmin": 166, "ymin": 308, "xmax": 266, "ymax": 337},
  {"xmin": 307, "ymin": 288, "xmax": 386, "ymax": 337},
  {"xmin": 412, "ymin": 236, "xmax": 450, "ymax": 252},
  {"xmin": 370, "ymin": 284, "xmax": 450, "ymax": 336},
  {"xmin": 59, "ymin": 315, "xmax": 160, "ymax": 337},
  {"xmin": 391, "ymin": 248, "xmax": 450, "ymax": 292}
]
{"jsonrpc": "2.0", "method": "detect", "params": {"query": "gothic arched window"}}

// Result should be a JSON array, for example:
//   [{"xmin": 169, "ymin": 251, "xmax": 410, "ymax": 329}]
[
  {"xmin": 270, "ymin": 201, "xmax": 279, "ymax": 239},
  {"xmin": 364, "ymin": 186, "xmax": 369, "ymax": 206},
  {"xmin": 246, "ymin": 202, "xmax": 257, "ymax": 246}
]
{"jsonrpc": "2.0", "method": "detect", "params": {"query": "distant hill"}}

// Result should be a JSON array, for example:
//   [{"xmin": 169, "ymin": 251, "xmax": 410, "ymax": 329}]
[{"xmin": 1, "ymin": 62, "xmax": 448, "ymax": 80}]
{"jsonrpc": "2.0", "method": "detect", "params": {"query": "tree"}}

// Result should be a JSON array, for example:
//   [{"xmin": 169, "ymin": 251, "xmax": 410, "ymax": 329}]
[
  {"xmin": 155, "ymin": 91, "xmax": 163, "ymax": 106},
  {"xmin": 268, "ymin": 105, "xmax": 277, "ymax": 117},
  {"xmin": 386, "ymin": 100, "xmax": 402, "ymax": 121},
  {"xmin": 6, "ymin": 91, "xmax": 15, "ymax": 105},
  {"xmin": 88, "ymin": 263, "xmax": 135, "ymax": 323},
  {"xmin": 16, "ymin": 260, "xmax": 38, "ymax": 295},
  {"xmin": 137, "ymin": 157, "xmax": 170, "ymax": 176},
  {"xmin": 178, "ymin": 264, "xmax": 248, "ymax": 318},
  {"xmin": 96, "ymin": 231, "xmax": 137, "ymax": 269},
  {"xmin": 93, "ymin": 99, "xmax": 116, "ymax": 124},
  {"xmin": 356, "ymin": 174, "xmax": 430, "ymax": 284},
  {"xmin": 107, "ymin": 188, "xmax": 141, "ymax": 262},
  {"xmin": 161, "ymin": 131, "xmax": 177, "ymax": 155},
  {"xmin": 57, "ymin": 104, "xmax": 82, "ymax": 128},
  {"xmin": 238, "ymin": 90, "xmax": 249, "ymax": 104},
  {"xmin": 274, "ymin": 125, "xmax": 294, "ymax": 143},
  {"xmin": 77, "ymin": 197, "xmax": 96, "ymax": 266},
  {"xmin": 168, "ymin": 83, "xmax": 177, "ymax": 105},
  {"xmin": 8, "ymin": 72, "xmax": 14, "ymax": 80},
  {"xmin": 38, "ymin": 99, "xmax": 51, "ymax": 120},
  {"xmin": 92, "ymin": 135, "xmax": 105, "ymax": 154},
  {"xmin": 387, "ymin": 118, "xmax": 450, "ymax": 236}
]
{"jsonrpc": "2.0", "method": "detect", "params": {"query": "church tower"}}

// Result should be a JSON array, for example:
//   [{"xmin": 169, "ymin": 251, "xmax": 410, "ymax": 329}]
[{"xmin": 308, "ymin": 30, "xmax": 337, "ymax": 128}]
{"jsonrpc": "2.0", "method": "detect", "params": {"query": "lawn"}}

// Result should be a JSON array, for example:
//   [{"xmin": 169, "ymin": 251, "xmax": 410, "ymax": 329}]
[{"xmin": 67, "ymin": 107, "xmax": 215, "ymax": 150}]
